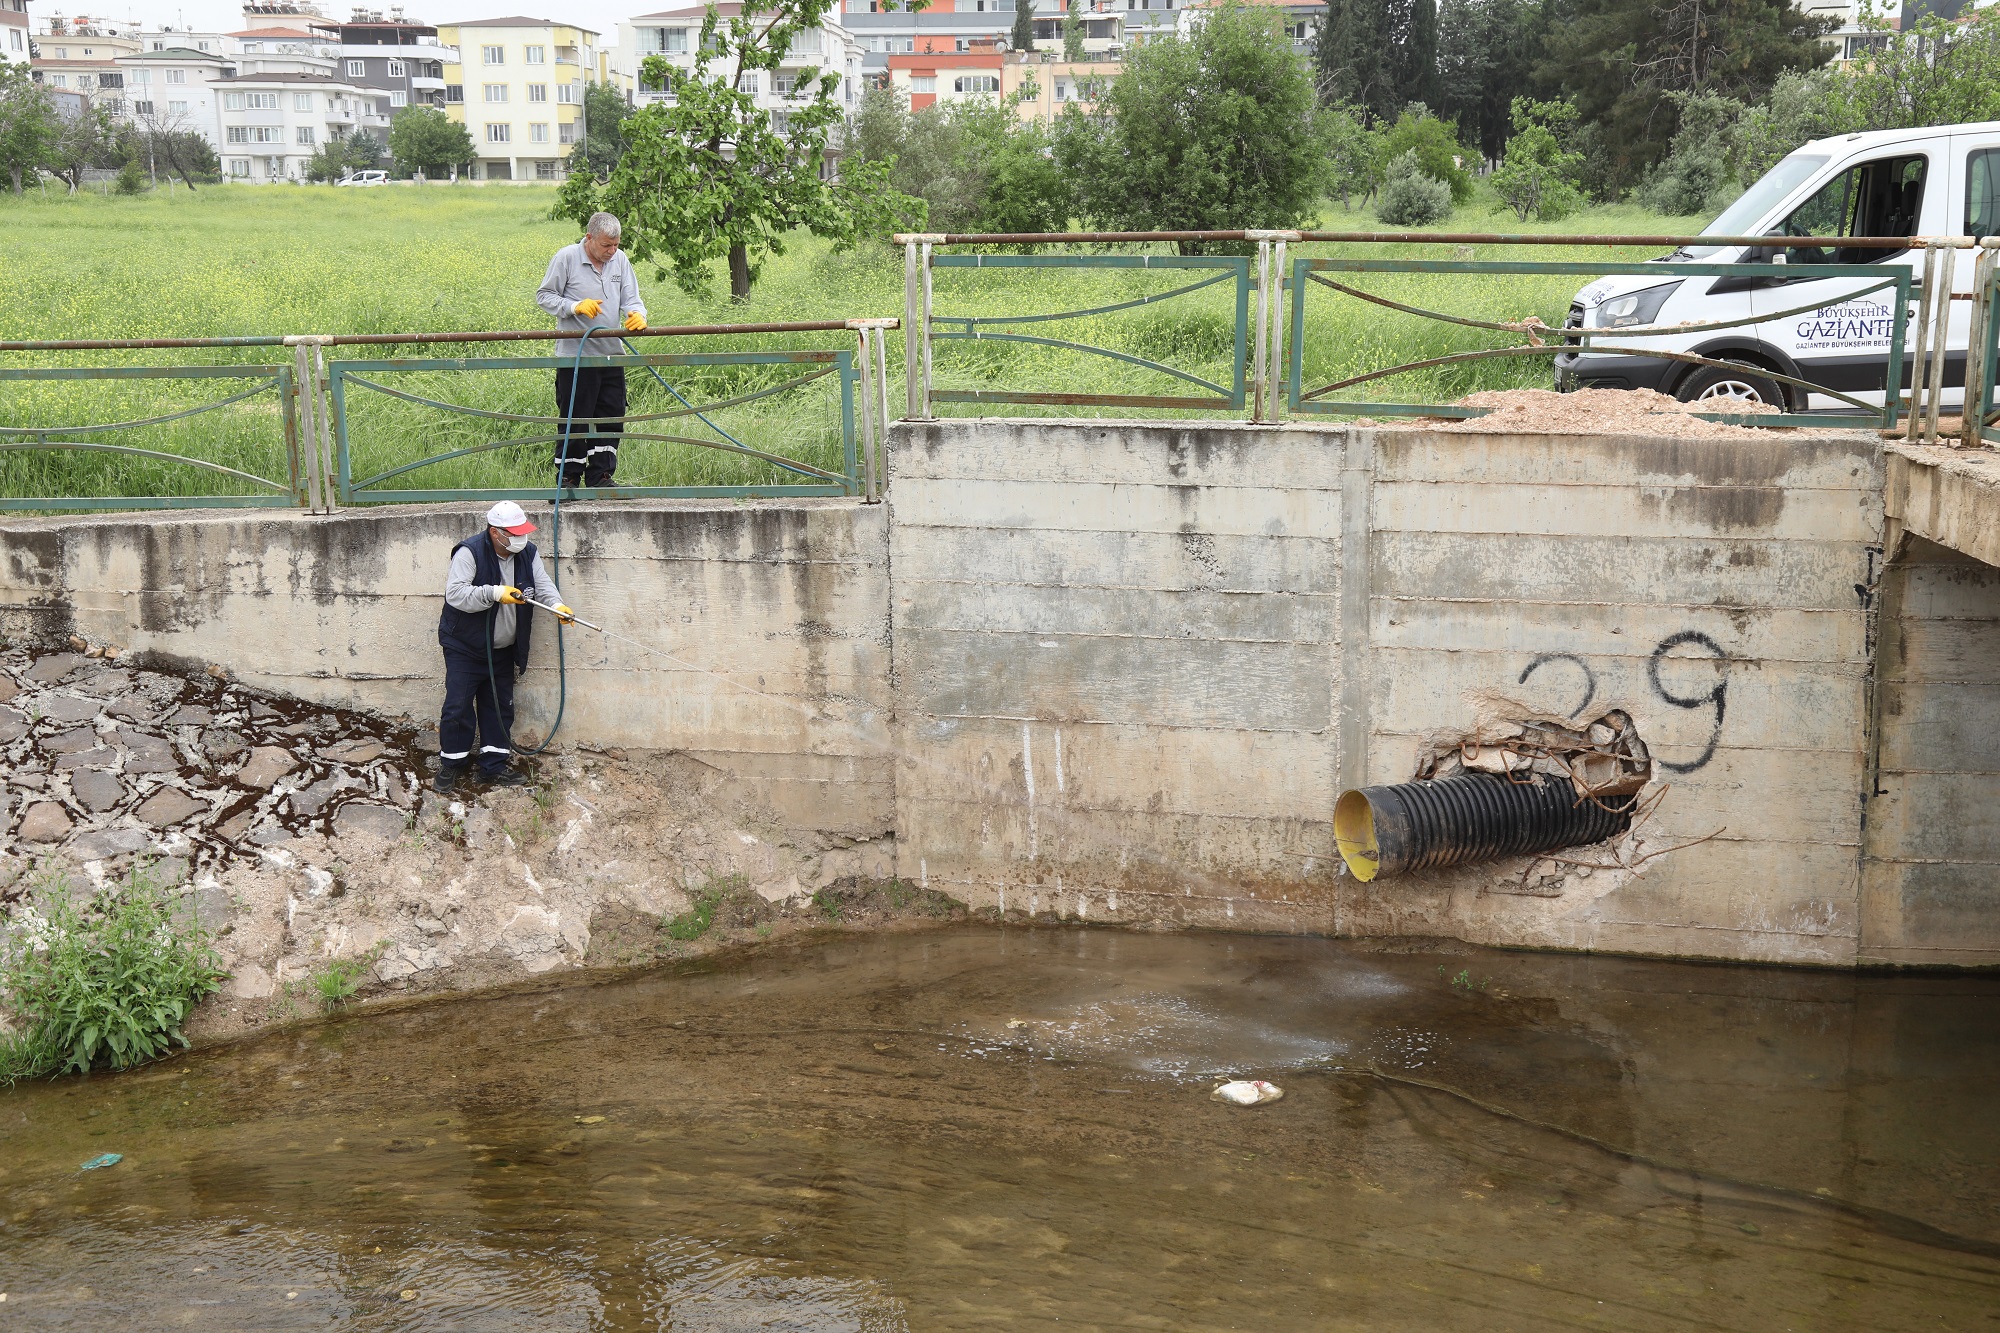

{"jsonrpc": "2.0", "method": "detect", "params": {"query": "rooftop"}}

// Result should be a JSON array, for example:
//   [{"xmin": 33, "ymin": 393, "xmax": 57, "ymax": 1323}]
[
  {"xmin": 444, "ymin": 15, "xmax": 598, "ymax": 32},
  {"xmin": 227, "ymin": 26, "xmax": 328, "ymax": 37}
]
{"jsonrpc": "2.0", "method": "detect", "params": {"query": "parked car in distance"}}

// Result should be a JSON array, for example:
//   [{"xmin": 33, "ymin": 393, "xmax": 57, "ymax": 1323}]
[
  {"xmin": 337, "ymin": 171, "xmax": 389, "ymax": 187},
  {"xmin": 1556, "ymin": 121, "xmax": 2000, "ymax": 413}
]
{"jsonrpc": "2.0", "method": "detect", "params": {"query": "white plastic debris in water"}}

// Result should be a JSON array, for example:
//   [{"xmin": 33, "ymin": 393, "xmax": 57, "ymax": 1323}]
[{"xmin": 1211, "ymin": 1080, "xmax": 1284, "ymax": 1107}]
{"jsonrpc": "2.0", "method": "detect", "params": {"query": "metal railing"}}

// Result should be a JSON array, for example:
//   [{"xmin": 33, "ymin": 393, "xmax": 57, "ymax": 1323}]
[
  {"xmin": 896, "ymin": 229, "xmax": 1990, "ymax": 439},
  {"xmin": 0, "ymin": 321, "xmax": 897, "ymax": 514}
]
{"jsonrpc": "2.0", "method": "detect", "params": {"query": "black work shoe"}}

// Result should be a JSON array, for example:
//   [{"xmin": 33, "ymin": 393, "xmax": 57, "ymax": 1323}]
[
  {"xmin": 483, "ymin": 768, "xmax": 533, "ymax": 788},
  {"xmin": 433, "ymin": 765, "xmax": 469, "ymax": 793}
]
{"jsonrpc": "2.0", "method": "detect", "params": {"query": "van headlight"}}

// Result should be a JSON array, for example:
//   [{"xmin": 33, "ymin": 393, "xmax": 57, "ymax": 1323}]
[{"xmin": 1593, "ymin": 281, "xmax": 1684, "ymax": 329}]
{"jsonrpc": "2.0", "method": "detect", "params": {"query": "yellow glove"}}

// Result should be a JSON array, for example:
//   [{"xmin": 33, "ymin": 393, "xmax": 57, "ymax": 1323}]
[
  {"xmin": 553, "ymin": 603, "xmax": 576, "ymax": 625},
  {"xmin": 622, "ymin": 310, "xmax": 647, "ymax": 332},
  {"xmin": 573, "ymin": 298, "xmax": 602, "ymax": 319},
  {"xmin": 495, "ymin": 585, "xmax": 525, "ymax": 605}
]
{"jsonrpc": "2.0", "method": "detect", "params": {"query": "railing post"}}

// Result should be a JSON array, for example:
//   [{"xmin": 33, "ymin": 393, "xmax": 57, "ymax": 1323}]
[
  {"xmin": 903, "ymin": 239, "xmax": 921, "ymax": 419},
  {"xmin": 287, "ymin": 338, "xmax": 324, "ymax": 512},
  {"xmin": 1270, "ymin": 236, "xmax": 1290, "ymax": 423},
  {"xmin": 1906, "ymin": 243, "xmax": 1940, "ymax": 445},
  {"xmin": 1251, "ymin": 239, "xmax": 1271, "ymax": 421},
  {"xmin": 851, "ymin": 322, "xmax": 878, "ymax": 503},
  {"xmin": 1963, "ymin": 241, "xmax": 1995, "ymax": 450},
  {"xmin": 848, "ymin": 317, "xmax": 901, "ymax": 502},
  {"xmin": 279, "ymin": 360, "xmax": 305, "ymax": 507},
  {"xmin": 920, "ymin": 241, "xmax": 936, "ymax": 421},
  {"xmin": 898, "ymin": 234, "xmax": 945, "ymax": 421},
  {"xmin": 1925, "ymin": 243, "xmax": 1956, "ymax": 446}
]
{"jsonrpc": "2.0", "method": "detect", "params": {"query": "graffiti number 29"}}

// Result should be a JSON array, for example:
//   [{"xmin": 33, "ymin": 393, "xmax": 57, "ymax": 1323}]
[{"xmin": 1518, "ymin": 632, "xmax": 1729, "ymax": 773}]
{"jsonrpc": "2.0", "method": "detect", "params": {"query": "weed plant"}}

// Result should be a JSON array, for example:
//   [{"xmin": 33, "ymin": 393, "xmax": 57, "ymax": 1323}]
[
  {"xmin": 0, "ymin": 186, "xmax": 1709, "ymax": 505},
  {"xmin": 310, "ymin": 956, "xmax": 372, "ymax": 1011},
  {"xmin": 661, "ymin": 874, "xmax": 747, "ymax": 942},
  {"xmin": 0, "ymin": 866, "xmax": 227, "ymax": 1084}
]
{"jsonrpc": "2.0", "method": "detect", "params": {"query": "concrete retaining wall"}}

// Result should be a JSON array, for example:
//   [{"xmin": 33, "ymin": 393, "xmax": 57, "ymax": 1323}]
[
  {"xmin": 887, "ymin": 420, "xmax": 1890, "ymax": 965},
  {"xmin": 0, "ymin": 501, "xmax": 893, "ymax": 837},
  {"xmin": 7, "ymin": 421, "xmax": 1995, "ymax": 967}
]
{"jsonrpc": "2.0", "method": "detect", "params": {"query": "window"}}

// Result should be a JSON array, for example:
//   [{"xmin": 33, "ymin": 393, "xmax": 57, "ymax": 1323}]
[
  {"xmin": 1054, "ymin": 79, "xmax": 1067, "ymax": 100},
  {"xmin": 487, "ymin": 122, "xmax": 509, "ymax": 142},
  {"xmin": 1968, "ymin": 149, "xmax": 2000, "ymax": 238},
  {"xmin": 482, "ymin": 44, "xmax": 503, "ymax": 64},
  {"xmin": 535, "ymin": 159, "xmax": 558, "ymax": 180},
  {"xmin": 390, "ymin": 90, "xmax": 406, "ymax": 106},
  {"xmin": 347, "ymin": 58, "xmax": 364, "ymax": 76},
  {"xmin": 229, "ymin": 157, "xmax": 250, "ymax": 176},
  {"xmin": 484, "ymin": 83, "xmax": 508, "ymax": 102},
  {"xmin": 166, "ymin": 68, "xmax": 185, "ymax": 84},
  {"xmin": 556, "ymin": 82, "xmax": 577, "ymax": 102},
  {"xmin": 530, "ymin": 121, "xmax": 548, "ymax": 142},
  {"xmin": 771, "ymin": 109, "xmax": 789, "ymax": 135},
  {"xmin": 77, "ymin": 74, "xmax": 94, "ymax": 89},
  {"xmin": 446, "ymin": 83, "xmax": 463, "ymax": 102},
  {"xmin": 251, "ymin": 126, "xmax": 281, "ymax": 142},
  {"xmin": 248, "ymin": 91, "xmax": 277, "ymax": 109},
  {"xmin": 132, "ymin": 99, "xmax": 154, "ymax": 114},
  {"xmin": 52, "ymin": 45, "xmax": 65, "ymax": 57},
  {"xmin": 130, "ymin": 68, "xmax": 151, "ymax": 84},
  {"xmin": 224, "ymin": 90, "xmax": 243, "ymax": 109},
  {"xmin": 168, "ymin": 99, "xmax": 187, "ymax": 113},
  {"xmin": 9, "ymin": 29, "xmax": 20, "ymax": 50},
  {"xmin": 772, "ymin": 73, "xmax": 793, "ymax": 95},
  {"xmin": 528, "ymin": 82, "xmax": 547, "ymax": 101},
  {"xmin": 558, "ymin": 120, "xmax": 576, "ymax": 143},
  {"xmin": 789, "ymin": 27, "xmax": 821, "ymax": 53},
  {"xmin": 524, "ymin": 44, "xmax": 544, "ymax": 63},
  {"xmin": 294, "ymin": 92, "xmax": 313, "ymax": 110},
  {"xmin": 737, "ymin": 71, "xmax": 757, "ymax": 94},
  {"xmin": 659, "ymin": 26, "xmax": 687, "ymax": 52},
  {"xmin": 297, "ymin": 126, "xmax": 315, "ymax": 145},
  {"xmin": 242, "ymin": 41, "xmax": 262, "ymax": 52},
  {"xmin": 953, "ymin": 74, "xmax": 999, "ymax": 93},
  {"xmin": 387, "ymin": 59, "xmax": 404, "ymax": 76},
  {"xmin": 197, "ymin": 40, "xmax": 212, "ymax": 50},
  {"xmin": 909, "ymin": 75, "xmax": 934, "ymax": 92},
  {"xmin": 1777, "ymin": 154, "xmax": 1927, "ymax": 265}
]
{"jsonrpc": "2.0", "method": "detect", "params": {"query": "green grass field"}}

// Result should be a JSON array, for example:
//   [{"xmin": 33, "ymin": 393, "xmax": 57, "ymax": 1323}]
[{"xmin": 0, "ymin": 183, "xmax": 1709, "ymax": 502}]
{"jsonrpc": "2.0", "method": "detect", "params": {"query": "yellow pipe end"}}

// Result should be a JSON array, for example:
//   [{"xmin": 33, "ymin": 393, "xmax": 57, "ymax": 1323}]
[{"xmin": 1334, "ymin": 789, "xmax": 1381, "ymax": 882}]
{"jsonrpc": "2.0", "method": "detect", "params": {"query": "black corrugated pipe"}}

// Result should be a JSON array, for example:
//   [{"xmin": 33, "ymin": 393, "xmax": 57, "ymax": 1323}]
[{"xmin": 1334, "ymin": 773, "xmax": 1636, "ymax": 882}]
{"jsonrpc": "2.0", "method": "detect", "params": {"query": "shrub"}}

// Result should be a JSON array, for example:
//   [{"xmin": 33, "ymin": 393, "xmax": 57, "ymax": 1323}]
[
  {"xmin": 114, "ymin": 158, "xmax": 147, "ymax": 195},
  {"xmin": 1489, "ymin": 98, "xmax": 1585, "ymax": 222},
  {"xmin": 1375, "ymin": 151, "xmax": 1453, "ymax": 227},
  {"xmin": 0, "ymin": 866, "xmax": 226, "ymax": 1084},
  {"xmin": 1375, "ymin": 108, "xmax": 1474, "ymax": 204}
]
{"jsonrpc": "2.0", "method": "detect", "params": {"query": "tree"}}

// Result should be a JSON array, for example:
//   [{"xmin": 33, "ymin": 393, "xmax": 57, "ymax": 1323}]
[
  {"xmin": 1322, "ymin": 102, "xmax": 1380, "ymax": 209},
  {"xmin": 388, "ymin": 105, "xmax": 474, "ymax": 178},
  {"xmin": 1538, "ymin": 0, "xmax": 1831, "ymax": 195},
  {"xmin": 135, "ymin": 104, "xmax": 221, "ymax": 190},
  {"xmin": 556, "ymin": 0, "xmax": 921, "ymax": 301},
  {"xmin": 1055, "ymin": 3, "xmax": 1326, "ymax": 246},
  {"xmin": 1432, "ymin": 0, "xmax": 1549, "ymax": 163},
  {"xmin": 1314, "ymin": 0, "xmax": 1437, "ymax": 122},
  {"xmin": 342, "ymin": 129, "xmax": 385, "ymax": 172},
  {"xmin": 47, "ymin": 102, "xmax": 114, "ymax": 194},
  {"xmin": 1374, "ymin": 105, "xmax": 1472, "ymax": 201},
  {"xmin": 849, "ymin": 86, "xmax": 1067, "ymax": 233},
  {"xmin": 570, "ymin": 80, "xmax": 634, "ymax": 177},
  {"xmin": 1011, "ymin": 0, "xmax": 1036, "ymax": 53},
  {"xmin": 1063, "ymin": 0, "xmax": 1085, "ymax": 60},
  {"xmin": 0, "ymin": 63, "xmax": 61, "ymax": 194},
  {"xmin": 1488, "ymin": 96, "xmax": 1584, "ymax": 219}
]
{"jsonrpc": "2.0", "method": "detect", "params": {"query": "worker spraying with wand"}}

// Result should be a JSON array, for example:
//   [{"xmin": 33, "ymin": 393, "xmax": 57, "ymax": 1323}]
[{"xmin": 434, "ymin": 500, "xmax": 588, "ymax": 793}]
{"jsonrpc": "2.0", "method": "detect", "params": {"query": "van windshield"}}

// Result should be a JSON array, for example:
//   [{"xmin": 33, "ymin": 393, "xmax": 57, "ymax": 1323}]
[{"xmin": 1683, "ymin": 153, "xmax": 1830, "ymax": 256}]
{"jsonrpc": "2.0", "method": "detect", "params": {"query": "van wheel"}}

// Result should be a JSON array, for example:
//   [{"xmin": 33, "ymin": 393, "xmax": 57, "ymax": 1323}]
[{"xmin": 1676, "ymin": 363, "xmax": 1788, "ymax": 412}]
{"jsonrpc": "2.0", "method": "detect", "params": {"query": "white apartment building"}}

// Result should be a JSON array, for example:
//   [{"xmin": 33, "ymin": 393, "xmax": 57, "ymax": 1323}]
[
  {"xmin": 213, "ymin": 70, "xmax": 391, "ymax": 180},
  {"xmin": 115, "ymin": 46, "xmax": 232, "ymax": 139},
  {"xmin": 439, "ymin": 17, "xmax": 598, "ymax": 182},
  {"xmin": 3, "ymin": 0, "xmax": 31, "ymax": 64},
  {"xmin": 616, "ymin": 4, "xmax": 865, "ymax": 124}
]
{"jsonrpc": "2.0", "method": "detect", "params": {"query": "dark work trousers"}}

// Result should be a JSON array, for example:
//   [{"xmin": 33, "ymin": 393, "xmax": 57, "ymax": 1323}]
[
  {"xmin": 439, "ymin": 642, "xmax": 517, "ymax": 776},
  {"xmin": 554, "ymin": 365, "xmax": 627, "ymax": 487}
]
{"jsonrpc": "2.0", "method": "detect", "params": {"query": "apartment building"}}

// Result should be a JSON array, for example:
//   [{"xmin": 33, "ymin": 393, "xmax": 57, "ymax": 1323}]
[
  {"xmin": 438, "ymin": 16, "xmax": 598, "ymax": 181},
  {"xmin": 334, "ymin": 9, "xmax": 454, "ymax": 120},
  {"xmin": 618, "ymin": 3, "xmax": 865, "ymax": 122},
  {"xmin": 115, "ymin": 45, "xmax": 232, "ymax": 136},
  {"xmin": 3, "ymin": 0, "xmax": 30, "ymax": 64},
  {"xmin": 29, "ymin": 16, "xmax": 142, "ymax": 111},
  {"xmin": 1175, "ymin": 0, "xmax": 1322, "ymax": 50},
  {"xmin": 213, "ymin": 70, "xmax": 390, "ymax": 179},
  {"xmin": 880, "ymin": 45, "xmax": 1112, "ymax": 118}
]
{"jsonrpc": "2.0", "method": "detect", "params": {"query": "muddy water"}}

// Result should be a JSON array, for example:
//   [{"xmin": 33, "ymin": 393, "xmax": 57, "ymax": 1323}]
[{"xmin": 3, "ymin": 929, "xmax": 1998, "ymax": 1331}]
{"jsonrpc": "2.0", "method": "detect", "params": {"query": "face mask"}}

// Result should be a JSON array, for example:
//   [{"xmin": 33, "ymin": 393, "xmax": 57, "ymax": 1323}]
[{"xmin": 502, "ymin": 533, "xmax": 528, "ymax": 555}]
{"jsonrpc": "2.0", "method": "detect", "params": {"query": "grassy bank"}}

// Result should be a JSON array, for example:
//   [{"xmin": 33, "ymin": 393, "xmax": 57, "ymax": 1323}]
[{"xmin": 0, "ymin": 184, "xmax": 1708, "ymax": 500}]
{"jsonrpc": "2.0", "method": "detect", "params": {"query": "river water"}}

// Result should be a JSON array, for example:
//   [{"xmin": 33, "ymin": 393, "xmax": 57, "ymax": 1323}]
[{"xmin": 3, "ymin": 927, "xmax": 1997, "ymax": 1330}]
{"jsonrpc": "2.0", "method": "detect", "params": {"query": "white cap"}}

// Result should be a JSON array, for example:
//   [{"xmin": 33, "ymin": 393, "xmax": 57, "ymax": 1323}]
[{"xmin": 486, "ymin": 500, "xmax": 537, "ymax": 535}]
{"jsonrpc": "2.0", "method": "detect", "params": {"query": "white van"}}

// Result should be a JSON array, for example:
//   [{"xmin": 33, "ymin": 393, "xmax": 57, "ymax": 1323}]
[{"xmin": 1554, "ymin": 121, "xmax": 2000, "ymax": 411}]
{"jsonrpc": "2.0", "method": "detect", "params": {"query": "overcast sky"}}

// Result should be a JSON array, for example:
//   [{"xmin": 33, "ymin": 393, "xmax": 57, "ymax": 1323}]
[{"xmin": 65, "ymin": 0, "xmax": 639, "ymax": 48}]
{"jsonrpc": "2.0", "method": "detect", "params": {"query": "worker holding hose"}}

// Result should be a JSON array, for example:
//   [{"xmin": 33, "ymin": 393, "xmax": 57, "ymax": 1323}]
[
  {"xmin": 435, "ymin": 501, "xmax": 576, "ymax": 792},
  {"xmin": 535, "ymin": 210, "xmax": 648, "ymax": 490}
]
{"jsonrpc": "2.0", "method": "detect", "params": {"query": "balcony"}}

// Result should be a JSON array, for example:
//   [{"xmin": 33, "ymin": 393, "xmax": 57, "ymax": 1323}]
[
  {"xmin": 325, "ymin": 103, "xmax": 356, "ymax": 123},
  {"xmin": 410, "ymin": 74, "xmax": 444, "ymax": 89}
]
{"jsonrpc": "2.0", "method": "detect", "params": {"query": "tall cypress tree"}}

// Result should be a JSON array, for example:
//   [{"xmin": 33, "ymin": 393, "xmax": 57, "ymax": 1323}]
[{"xmin": 1011, "ymin": 0, "xmax": 1036, "ymax": 53}]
